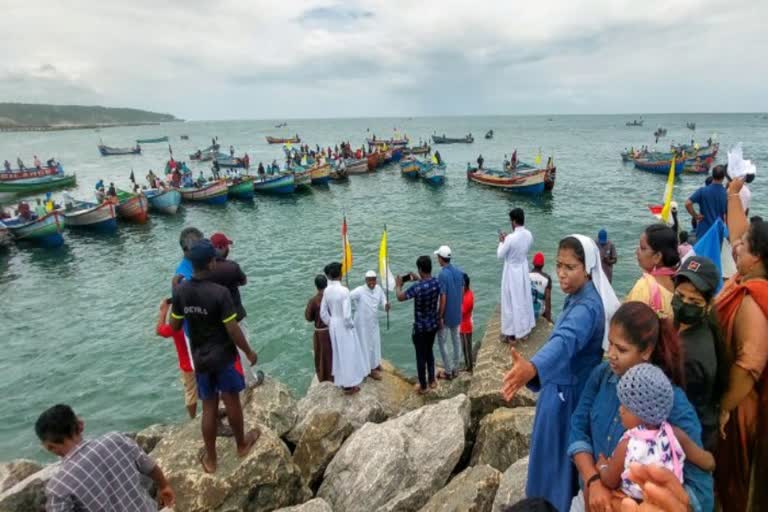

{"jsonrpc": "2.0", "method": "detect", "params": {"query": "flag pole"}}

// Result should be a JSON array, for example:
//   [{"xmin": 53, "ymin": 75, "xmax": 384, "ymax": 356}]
[
  {"xmin": 343, "ymin": 211, "xmax": 349, "ymax": 288},
  {"xmin": 385, "ymin": 224, "xmax": 390, "ymax": 330}
]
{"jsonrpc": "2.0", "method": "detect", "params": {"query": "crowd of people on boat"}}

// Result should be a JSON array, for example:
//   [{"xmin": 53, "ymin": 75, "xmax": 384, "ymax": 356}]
[{"xmin": 2, "ymin": 156, "xmax": 60, "ymax": 172}]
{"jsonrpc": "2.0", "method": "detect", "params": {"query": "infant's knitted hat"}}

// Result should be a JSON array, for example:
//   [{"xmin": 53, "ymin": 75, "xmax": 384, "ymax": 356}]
[{"xmin": 617, "ymin": 363, "xmax": 673, "ymax": 426}]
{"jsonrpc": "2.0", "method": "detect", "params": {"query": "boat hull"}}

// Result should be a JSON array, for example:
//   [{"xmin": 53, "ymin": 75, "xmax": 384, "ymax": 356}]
[
  {"xmin": 0, "ymin": 174, "xmax": 77, "ymax": 194},
  {"xmin": 254, "ymin": 174, "xmax": 295, "ymax": 194},
  {"xmin": 0, "ymin": 166, "xmax": 60, "ymax": 181},
  {"xmin": 432, "ymin": 135, "xmax": 473, "ymax": 144},
  {"xmin": 309, "ymin": 163, "xmax": 331, "ymax": 185},
  {"xmin": 62, "ymin": 201, "xmax": 117, "ymax": 231},
  {"xmin": 98, "ymin": 145, "xmax": 141, "ymax": 156},
  {"xmin": 417, "ymin": 162, "xmax": 446, "ymax": 186},
  {"xmin": 116, "ymin": 194, "xmax": 149, "ymax": 223},
  {"xmin": 344, "ymin": 159, "xmax": 369, "ymax": 175},
  {"xmin": 179, "ymin": 181, "xmax": 229, "ymax": 204},
  {"xmin": 136, "ymin": 137, "xmax": 168, "ymax": 143},
  {"xmin": 400, "ymin": 159, "xmax": 420, "ymax": 178},
  {"xmin": 467, "ymin": 168, "xmax": 546, "ymax": 196},
  {"xmin": 266, "ymin": 136, "xmax": 300, "ymax": 144},
  {"xmin": 5, "ymin": 211, "xmax": 65, "ymax": 247},
  {"xmin": 228, "ymin": 177, "xmax": 255, "ymax": 200},
  {"xmin": 145, "ymin": 189, "xmax": 181, "ymax": 214},
  {"xmin": 633, "ymin": 159, "xmax": 684, "ymax": 176}
]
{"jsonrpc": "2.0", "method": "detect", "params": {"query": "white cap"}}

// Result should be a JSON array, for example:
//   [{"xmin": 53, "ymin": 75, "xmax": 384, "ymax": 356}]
[
  {"xmin": 434, "ymin": 245, "xmax": 452, "ymax": 259},
  {"xmin": 365, "ymin": 270, "xmax": 377, "ymax": 278}
]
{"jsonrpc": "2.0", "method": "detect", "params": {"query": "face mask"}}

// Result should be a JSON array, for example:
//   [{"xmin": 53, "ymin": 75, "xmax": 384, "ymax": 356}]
[{"xmin": 672, "ymin": 295, "xmax": 706, "ymax": 325}]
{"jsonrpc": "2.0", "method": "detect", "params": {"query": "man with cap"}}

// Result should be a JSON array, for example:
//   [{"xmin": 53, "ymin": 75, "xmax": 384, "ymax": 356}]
[
  {"xmin": 170, "ymin": 239, "xmax": 259, "ymax": 474},
  {"xmin": 350, "ymin": 271, "xmax": 390, "ymax": 380},
  {"xmin": 596, "ymin": 228, "xmax": 617, "ymax": 283},
  {"xmin": 673, "ymin": 255, "xmax": 723, "ymax": 451},
  {"xmin": 529, "ymin": 252, "xmax": 552, "ymax": 323},
  {"xmin": 207, "ymin": 232, "xmax": 259, "ymax": 386},
  {"xmin": 435, "ymin": 245, "xmax": 465, "ymax": 378},
  {"xmin": 497, "ymin": 208, "xmax": 535, "ymax": 342}
]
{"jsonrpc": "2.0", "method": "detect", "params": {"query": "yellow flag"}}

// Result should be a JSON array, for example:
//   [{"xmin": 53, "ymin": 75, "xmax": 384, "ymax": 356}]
[
  {"xmin": 378, "ymin": 228, "xmax": 395, "ymax": 290},
  {"xmin": 341, "ymin": 216, "xmax": 353, "ymax": 278},
  {"xmin": 660, "ymin": 156, "xmax": 676, "ymax": 224},
  {"xmin": 534, "ymin": 149, "xmax": 542, "ymax": 166},
  {"xmin": 285, "ymin": 142, "xmax": 292, "ymax": 150}
]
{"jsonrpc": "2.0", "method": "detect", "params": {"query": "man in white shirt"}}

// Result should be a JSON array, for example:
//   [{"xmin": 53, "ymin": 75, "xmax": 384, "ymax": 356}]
[{"xmin": 350, "ymin": 271, "xmax": 390, "ymax": 380}]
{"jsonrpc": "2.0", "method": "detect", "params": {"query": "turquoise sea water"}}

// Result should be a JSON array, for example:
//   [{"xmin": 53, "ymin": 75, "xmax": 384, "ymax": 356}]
[{"xmin": 1, "ymin": 114, "xmax": 766, "ymax": 461}]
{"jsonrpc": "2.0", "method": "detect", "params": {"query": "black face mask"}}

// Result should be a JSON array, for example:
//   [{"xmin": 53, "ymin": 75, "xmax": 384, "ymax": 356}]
[{"xmin": 672, "ymin": 295, "xmax": 706, "ymax": 325}]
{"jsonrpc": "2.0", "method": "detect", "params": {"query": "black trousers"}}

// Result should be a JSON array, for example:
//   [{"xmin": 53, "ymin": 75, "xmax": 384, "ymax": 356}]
[
  {"xmin": 412, "ymin": 328, "xmax": 437, "ymax": 389},
  {"xmin": 461, "ymin": 332, "xmax": 474, "ymax": 372}
]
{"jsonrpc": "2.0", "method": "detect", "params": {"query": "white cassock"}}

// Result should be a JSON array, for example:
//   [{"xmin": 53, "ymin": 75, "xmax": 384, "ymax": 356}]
[
  {"xmin": 350, "ymin": 284, "xmax": 387, "ymax": 371},
  {"xmin": 320, "ymin": 280, "xmax": 369, "ymax": 388},
  {"xmin": 497, "ymin": 227, "xmax": 536, "ymax": 338}
]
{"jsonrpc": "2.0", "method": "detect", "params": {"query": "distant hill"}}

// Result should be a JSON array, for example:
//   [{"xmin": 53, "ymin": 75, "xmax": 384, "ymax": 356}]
[{"xmin": 0, "ymin": 103, "xmax": 180, "ymax": 129}]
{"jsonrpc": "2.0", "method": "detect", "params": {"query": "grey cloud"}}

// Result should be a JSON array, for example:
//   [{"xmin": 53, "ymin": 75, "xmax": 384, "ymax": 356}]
[{"xmin": 297, "ymin": 5, "xmax": 374, "ymax": 27}]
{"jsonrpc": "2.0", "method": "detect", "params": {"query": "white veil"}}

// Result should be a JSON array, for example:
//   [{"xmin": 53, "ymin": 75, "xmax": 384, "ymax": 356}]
[{"xmin": 572, "ymin": 234, "xmax": 620, "ymax": 350}]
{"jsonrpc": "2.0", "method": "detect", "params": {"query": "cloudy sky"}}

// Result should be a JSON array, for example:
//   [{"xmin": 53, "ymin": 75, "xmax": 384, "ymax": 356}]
[{"xmin": 2, "ymin": 0, "xmax": 767, "ymax": 120}]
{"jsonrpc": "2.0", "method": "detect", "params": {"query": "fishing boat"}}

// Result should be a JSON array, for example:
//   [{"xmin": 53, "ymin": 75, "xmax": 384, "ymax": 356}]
[
  {"xmin": 342, "ymin": 158, "xmax": 369, "ymax": 175},
  {"xmin": 367, "ymin": 137, "xmax": 409, "ymax": 149},
  {"xmin": 115, "ymin": 190, "xmax": 149, "ymax": 223},
  {"xmin": 389, "ymin": 148, "xmax": 404, "ymax": 163},
  {"xmin": 180, "ymin": 135, "xmax": 189, "ymax": 140},
  {"xmin": 178, "ymin": 180, "xmax": 229, "ymax": 205},
  {"xmin": 0, "ymin": 221, "xmax": 12, "ymax": 250},
  {"xmin": 0, "ymin": 174, "xmax": 77, "ymax": 195},
  {"xmin": 290, "ymin": 169, "xmax": 311, "ymax": 188},
  {"xmin": 432, "ymin": 134, "xmax": 474, "ymax": 144},
  {"xmin": 416, "ymin": 161, "xmax": 446, "ymax": 186},
  {"xmin": 266, "ymin": 135, "xmax": 300, "ymax": 144},
  {"xmin": 686, "ymin": 122, "xmax": 696, "ymax": 131},
  {"xmin": 626, "ymin": 120, "xmax": 644, "ymax": 127},
  {"xmin": 467, "ymin": 167, "xmax": 546, "ymax": 196},
  {"xmin": 189, "ymin": 143, "xmax": 219, "ymax": 160},
  {"xmin": 404, "ymin": 145, "xmax": 431, "ymax": 156},
  {"xmin": 98, "ymin": 144, "xmax": 141, "ymax": 156},
  {"xmin": 144, "ymin": 188, "xmax": 181, "ymax": 214},
  {"xmin": 328, "ymin": 166, "xmax": 348, "ymax": 181},
  {"xmin": 253, "ymin": 174, "xmax": 295, "ymax": 194},
  {"xmin": 399, "ymin": 157, "xmax": 420, "ymax": 178},
  {"xmin": 309, "ymin": 162, "xmax": 331, "ymax": 185},
  {"xmin": 485, "ymin": 130, "xmax": 494, "ymax": 140},
  {"xmin": 216, "ymin": 153, "xmax": 249, "ymax": 169},
  {"xmin": 683, "ymin": 160, "xmax": 710, "ymax": 175},
  {"xmin": 671, "ymin": 142, "xmax": 719, "ymax": 160},
  {"xmin": 4, "ymin": 211, "xmax": 65, "ymax": 247},
  {"xmin": 275, "ymin": 122, "xmax": 288, "ymax": 128},
  {"xmin": 227, "ymin": 176, "xmax": 256, "ymax": 200},
  {"xmin": 367, "ymin": 152, "xmax": 384, "ymax": 171},
  {"xmin": 654, "ymin": 127, "xmax": 668, "ymax": 138},
  {"xmin": 60, "ymin": 197, "xmax": 118, "ymax": 231},
  {"xmin": 633, "ymin": 157, "xmax": 685, "ymax": 176},
  {"xmin": 136, "ymin": 136, "xmax": 168, "ymax": 144},
  {"xmin": 0, "ymin": 165, "xmax": 61, "ymax": 181},
  {"xmin": 544, "ymin": 165, "xmax": 557, "ymax": 192}
]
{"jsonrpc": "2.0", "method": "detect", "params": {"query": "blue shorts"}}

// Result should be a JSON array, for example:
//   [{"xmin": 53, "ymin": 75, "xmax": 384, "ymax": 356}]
[{"xmin": 195, "ymin": 362, "xmax": 245, "ymax": 400}]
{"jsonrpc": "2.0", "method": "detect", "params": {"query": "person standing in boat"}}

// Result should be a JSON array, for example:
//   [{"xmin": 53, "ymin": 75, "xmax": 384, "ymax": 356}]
[
  {"xmin": 477, "ymin": 154, "xmax": 484, "ymax": 170},
  {"xmin": 229, "ymin": 145, "xmax": 235, "ymax": 157},
  {"xmin": 497, "ymin": 208, "xmax": 536, "ymax": 342},
  {"xmin": 17, "ymin": 157, "xmax": 25, "ymax": 170},
  {"xmin": 33, "ymin": 155, "xmax": 41, "ymax": 169},
  {"xmin": 434, "ymin": 150, "xmax": 443, "ymax": 165},
  {"xmin": 107, "ymin": 182, "xmax": 117, "ymax": 198},
  {"xmin": 258, "ymin": 162, "xmax": 265, "ymax": 177},
  {"xmin": 510, "ymin": 150, "xmax": 518, "ymax": 169}
]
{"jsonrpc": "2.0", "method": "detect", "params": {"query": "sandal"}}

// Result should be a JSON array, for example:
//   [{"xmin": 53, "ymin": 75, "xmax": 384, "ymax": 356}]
[
  {"xmin": 436, "ymin": 370, "xmax": 452, "ymax": 380},
  {"xmin": 237, "ymin": 428, "xmax": 261, "ymax": 458},
  {"xmin": 198, "ymin": 449, "xmax": 216, "ymax": 474}
]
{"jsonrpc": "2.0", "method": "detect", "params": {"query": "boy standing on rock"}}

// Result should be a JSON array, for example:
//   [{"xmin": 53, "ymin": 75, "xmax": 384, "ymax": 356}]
[{"xmin": 170, "ymin": 239, "xmax": 259, "ymax": 474}]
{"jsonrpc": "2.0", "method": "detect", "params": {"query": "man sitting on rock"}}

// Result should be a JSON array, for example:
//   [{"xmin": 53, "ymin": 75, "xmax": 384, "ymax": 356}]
[
  {"xmin": 35, "ymin": 404, "xmax": 175, "ymax": 511},
  {"xmin": 170, "ymin": 239, "xmax": 259, "ymax": 473}
]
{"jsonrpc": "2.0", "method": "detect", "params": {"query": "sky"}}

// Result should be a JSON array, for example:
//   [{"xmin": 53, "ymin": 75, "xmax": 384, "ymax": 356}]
[{"xmin": 2, "ymin": 0, "xmax": 767, "ymax": 120}]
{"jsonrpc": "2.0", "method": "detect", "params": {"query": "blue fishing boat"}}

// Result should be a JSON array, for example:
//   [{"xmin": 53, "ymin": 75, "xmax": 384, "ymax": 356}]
[
  {"xmin": 253, "ymin": 174, "xmax": 295, "ymax": 195},
  {"xmin": 4, "ymin": 211, "xmax": 65, "ymax": 247},
  {"xmin": 60, "ymin": 196, "xmax": 117, "ymax": 231},
  {"xmin": 144, "ymin": 189, "xmax": 182, "ymax": 214},
  {"xmin": 178, "ymin": 180, "xmax": 229, "ymax": 205},
  {"xmin": 216, "ymin": 153, "xmax": 249, "ymax": 169},
  {"xmin": 633, "ymin": 158, "xmax": 684, "ymax": 176},
  {"xmin": 399, "ymin": 157, "xmax": 420, "ymax": 178},
  {"xmin": 416, "ymin": 161, "xmax": 446, "ymax": 186}
]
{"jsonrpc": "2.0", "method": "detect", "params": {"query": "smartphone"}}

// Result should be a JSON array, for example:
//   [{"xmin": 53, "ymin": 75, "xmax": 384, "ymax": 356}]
[{"xmin": 400, "ymin": 273, "xmax": 412, "ymax": 283}]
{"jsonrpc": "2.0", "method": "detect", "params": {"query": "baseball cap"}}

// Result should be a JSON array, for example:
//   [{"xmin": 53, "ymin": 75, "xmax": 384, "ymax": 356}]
[
  {"xmin": 532, "ymin": 252, "xmax": 545, "ymax": 267},
  {"xmin": 434, "ymin": 245, "xmax": 452, "ymax": 259},
  {"xmin": 187, "ymin": 239, "xmax": 216, "ymax": 266},
  {"xmin": 210, "ymin": 232, "xmax": 233, "ymax": 249},
  {"xmin": 675, "ymin": 256, "xmax": 720, "ymax": 294}
]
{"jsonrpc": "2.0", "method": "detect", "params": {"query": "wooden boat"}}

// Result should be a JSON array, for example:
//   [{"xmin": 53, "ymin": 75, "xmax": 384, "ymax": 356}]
[
  {"xmin": 544, "ymin": 166, "xmax": 556, "ymax": 191},
  {"xmin": 485, "ymin": 130, "xmax": 494, "ymax": 140},
  {"xmin": 467, "ymin": 167, "xmax": 546, "ymax": 196},
  {"xmin": 216, "ymin": 154, "xmax": 249, "ymax": 169},
  {"xmin": 367, "ymin": 137, "xmax": 409, "ymax": 148},
  {"xmin": 671, "ymin": 142, "xmax": 719, "ymax": 160},
  {"xmin": 227, "ymin": 176, "xmax": 255, "ymax": 200},
  {"xmin": 329, "ymin": 167, "xmax": 348, "ymax": 181},
  {"xmin": 0, "ymin": 221, "xmax": 12, "ymax": 250},
  {"xmin": 633, "ymin": 158, "xmax": 684, "ymax": 176},
  {"xmin": 343, "ymin": 158, "xmax": 369, "ymax": 175},
  {"xmin": 683, "ymin": 160, "xmax": 710, "ymax": 174},
  {"xmin": 432, "ymin": 134, "xmax": 474, "ymax": 144},
  {"xmin": 367, "ymin": 152, "xmax": 384, "ymax": 171},
  {"xmin": 399, "ymin": 157, "xmax": 420, "ymax": 178},
  {"xmin": 115, "ymin": 190, "xmax": 149, "ymax": 223},
  {"xmin": 60, "ymin": 197, "xmax": 118, "ymax": 231},
  {"xmin": 180, "ymin": 135, "xmax": 189, "ymax": 140},
  {"xmin": 686, "ymin": 122, "xmax": 696, "ymax": 131},
  {"xmin": 189, "ymin": 143, "xmax": 219, "ymax": 160},
  {"xmin": 404, "ymin": 145, "xmax": 430, "ymax": 156},
  {"xmin": 145, "ymin": 188, "xmax": 181, "ymax": 214},
  {"xmin": 4, "ymin": 211, "xmax": 65, "ymax": 247},
  {"xmin": 98, "ymin": 144, "xmax": 141, "ymax": 156},
  {"xmin": 266, "ymin": 135, "xmax": 300, "ymax": 144},
  {"xmin": 178, "ymin": 180, "xmax": 229, "ymax": 205},
  {"xmin": 0, "ymin": 165, "xmax": 61, "ymax": 181},
  {"xmin": 309, "ymin": 163, "xmax": 331, "ymax": 185},
  {"xmin": 389, "ymin": 148, "xmax": 404, "ymax": 163},
  {"xmin": 0, "ymin": 174, "xmax": 77, "ymax": 194},
  {"xmin": 626, "ymin": 120, "xmax": 644, "ymax": 127},
  {"xmin": 275, "ymin": 122, "xmax": 288, "ymax": 128},
  {"xmin": 291, "ymin": 169, "xmax": 311, "ymax": 188},
  {"xmin": 136, "ymin": 136, "xmax": 168, "ymax": 143},
  {"xmin": 253, "ymin": 174, "xmax": 295, "ymax": 194},
  {"xmin": 417, "ymin": 161, "xmax": 445, "ymax": 186}
]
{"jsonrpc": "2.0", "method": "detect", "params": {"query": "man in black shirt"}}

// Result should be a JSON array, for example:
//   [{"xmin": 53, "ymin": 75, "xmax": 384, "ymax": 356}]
[{"xmin": 170, "ymin": 239, "xmax": 259, "ymax": 474}]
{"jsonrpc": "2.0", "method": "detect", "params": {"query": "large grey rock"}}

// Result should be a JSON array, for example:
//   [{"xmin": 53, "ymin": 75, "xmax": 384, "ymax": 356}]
[
  {"xmin": 492, "ymin": 456, "xmax": 529, "ymax": 512},
  {"xmin": 274, "ymin": 498, "xmax": 333, "ymax": 512},
  {"xmin": 150, "ymin": 420, "xmax": 310, "ymax": 512},
  {"xmin": 470, "ymin": 407, "xmax": 534, "ymax": 471},
  {"xmin": 287, "ymin": 360, "xmax": 412, "ymax": 444},
  {"xmin": 0, "ymin": 464, "xmax": 58, "ymax": 512},
  {"xmin": 0, "ymin": 460, "xmax": 43, "ymax": 493},
  {"xmin": 242, "ymin": 376, "xmax": 299, "ymax": 438},
  {"xmin": 399, "ymin": 369, "xmax": 472, "ymax": 414},
  {"xmin": 418, "ymin": 464, "xmax": 501, "ymax": 512},
  {"xmin": 468, "ymin": 312, "xmax": 551, "ymax": 420},
  {"xmin": 318, "ymin": 394, "xmax": 470, "ymax": 512},
  {"xmin": 292, "ymin": 411, "xmax": 354, "ymax": 490},
  {"xmin": 133, "ymin": 423, "xmax": 179, "ymax": 454}
]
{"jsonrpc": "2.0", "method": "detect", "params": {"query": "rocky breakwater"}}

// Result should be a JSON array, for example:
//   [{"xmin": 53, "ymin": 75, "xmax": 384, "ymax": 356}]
[{"xmin": 0, "ymin": 309, "xmax": 552, "ymax": 511}]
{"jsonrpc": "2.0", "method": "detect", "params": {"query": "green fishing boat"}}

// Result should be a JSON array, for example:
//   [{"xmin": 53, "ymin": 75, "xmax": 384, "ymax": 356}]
[
  {"xmin": 0, "ymin": 174, "xmax": 77, "ymax": 195},
  {"xmin": 136, "ymin": 136, "xmax": 169, "ymax": 143}
]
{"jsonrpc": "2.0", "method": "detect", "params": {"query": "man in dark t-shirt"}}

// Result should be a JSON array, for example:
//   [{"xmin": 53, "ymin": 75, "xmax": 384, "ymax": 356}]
[{"xmin": 170, "ymin": 239, "xmax": 259, "ymax": 474}]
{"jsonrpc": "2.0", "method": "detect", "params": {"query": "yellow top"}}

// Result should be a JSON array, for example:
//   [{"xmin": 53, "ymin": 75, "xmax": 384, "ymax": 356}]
[{"xmin": 625, "ymin": 274, "xmax": 674, "ymax": 319}]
